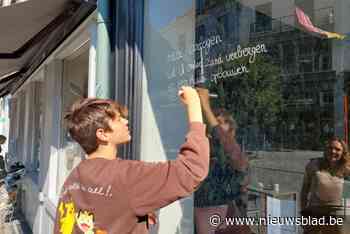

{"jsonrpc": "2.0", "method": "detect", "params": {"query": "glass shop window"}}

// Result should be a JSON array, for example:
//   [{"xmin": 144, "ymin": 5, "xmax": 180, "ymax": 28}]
[{"xmin": 144, "ymin": 0, "xmax": 350, "ymax": 233}]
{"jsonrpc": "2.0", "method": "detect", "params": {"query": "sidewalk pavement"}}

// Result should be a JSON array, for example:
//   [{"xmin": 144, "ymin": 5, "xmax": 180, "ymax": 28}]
[{"xmin": 1, "ymin": 211, "xmax": 32, "ymax": 234}]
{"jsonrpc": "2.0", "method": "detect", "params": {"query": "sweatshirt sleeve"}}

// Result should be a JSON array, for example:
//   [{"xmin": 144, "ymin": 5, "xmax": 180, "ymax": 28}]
[{"xmin": 119, "ymin": 122, "xmax": 209, "ymax": 216}]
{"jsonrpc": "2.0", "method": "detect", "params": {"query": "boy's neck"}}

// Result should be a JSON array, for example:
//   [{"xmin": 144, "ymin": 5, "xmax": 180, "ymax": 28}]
[{"xmin": 87, "ymin": 145, "xmax": 118, "ymax": 160}]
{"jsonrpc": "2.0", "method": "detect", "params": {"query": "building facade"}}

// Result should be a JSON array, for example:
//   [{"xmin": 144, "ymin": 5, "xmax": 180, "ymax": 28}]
[{"xmin": 2, "ymin": 0, "xmax": 350, "ymax": 233}]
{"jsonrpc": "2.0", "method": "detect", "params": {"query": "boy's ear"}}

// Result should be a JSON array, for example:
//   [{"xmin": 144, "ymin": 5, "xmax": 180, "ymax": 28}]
[{"xmin": 96, "ymin": 128, "xmax": 109, "ymax": 142}]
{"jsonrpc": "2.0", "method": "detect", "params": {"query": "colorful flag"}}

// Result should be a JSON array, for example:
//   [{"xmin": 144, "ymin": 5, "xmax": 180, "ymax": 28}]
[{"xmin": 295, "ymin": 7, "xmax": 346, "ymax": 40}]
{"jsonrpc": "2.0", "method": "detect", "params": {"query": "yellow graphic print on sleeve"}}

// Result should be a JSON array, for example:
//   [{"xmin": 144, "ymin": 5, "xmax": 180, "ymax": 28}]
[{"xmin": 58, "ymin": 201, "xmax": 76, "ymax": 234}]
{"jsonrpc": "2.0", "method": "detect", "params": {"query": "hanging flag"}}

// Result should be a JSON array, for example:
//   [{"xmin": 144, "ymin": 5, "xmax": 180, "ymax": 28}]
[{"xmin": 295, "ymin": 7, "xmax": 346, "ymax": 40}]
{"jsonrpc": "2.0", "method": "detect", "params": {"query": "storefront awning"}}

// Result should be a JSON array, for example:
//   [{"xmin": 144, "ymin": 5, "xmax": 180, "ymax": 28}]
[{"xmin": 0, "ymin": 0, "xmax": 96, "ymax": 97}]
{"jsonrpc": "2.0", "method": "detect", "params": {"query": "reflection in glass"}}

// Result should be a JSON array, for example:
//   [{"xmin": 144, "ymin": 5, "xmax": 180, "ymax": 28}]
[
  {"xmin": 301, "ymin": 137, "xmax": 349, "ymax": 234},
  {"xmin": 194, "ymin": 88, "xmax": 250, "ymax": 234},
  {"xmin": 193, "ymin": 0, "xmax": 350, "ymax": 233},
  {"xmin": 142, "ymin": 0, "xmax": 350, "ymax": 232}
]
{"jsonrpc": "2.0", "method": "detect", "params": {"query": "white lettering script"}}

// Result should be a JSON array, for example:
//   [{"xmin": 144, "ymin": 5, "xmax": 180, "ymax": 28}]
[{"xmin": 60, "ymin": 182, "xmax": 113, "ymax": 198}]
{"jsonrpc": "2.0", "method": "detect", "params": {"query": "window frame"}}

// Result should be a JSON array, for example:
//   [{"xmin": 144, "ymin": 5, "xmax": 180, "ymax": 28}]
[{"xmin": 113, "ymin": 0, "xmax": 144, "ymax": 160}]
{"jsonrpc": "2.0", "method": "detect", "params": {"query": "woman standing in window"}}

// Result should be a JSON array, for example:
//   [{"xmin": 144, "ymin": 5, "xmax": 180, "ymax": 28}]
[
  {"xmin": 194, "ymin": 88, "xmax": 250, "ymax": 234},
  {"xmin": 301, "ymin": 136, "xmax": 350, "ymax": 234}
]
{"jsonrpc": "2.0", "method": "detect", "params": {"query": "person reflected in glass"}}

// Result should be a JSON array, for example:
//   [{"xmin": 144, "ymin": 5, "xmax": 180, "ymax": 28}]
[
  {"xmin": 300, "ymin": 136, "xmax": 350, "ymax": 234},
  {"xmin": 194, "ymin": 88, "xmax": 250, "ymax": 234}
]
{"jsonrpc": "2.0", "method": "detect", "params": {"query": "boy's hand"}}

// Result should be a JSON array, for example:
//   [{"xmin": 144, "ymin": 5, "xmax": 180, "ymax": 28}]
[
  {"xmin": 178, "ymin": 86, "xmax": 200, "ymax": 106},
  {"xmin": 178, "ymin": 86, "xmax": 203, "ymax": 123}
]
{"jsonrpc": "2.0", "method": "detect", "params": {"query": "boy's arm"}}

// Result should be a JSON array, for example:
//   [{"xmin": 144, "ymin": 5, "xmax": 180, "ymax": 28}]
[{"xmin": 119, "ymin": 122, "xmax": 209, "ymax": 216}]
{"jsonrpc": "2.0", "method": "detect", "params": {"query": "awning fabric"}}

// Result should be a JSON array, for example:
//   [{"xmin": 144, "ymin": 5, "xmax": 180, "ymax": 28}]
[{"xmin": 0, "ymin": 0, "xmax": 96, "ymax": 97}]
